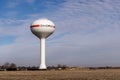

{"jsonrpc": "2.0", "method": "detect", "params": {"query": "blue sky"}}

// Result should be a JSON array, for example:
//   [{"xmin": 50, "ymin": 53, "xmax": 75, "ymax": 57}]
[{"xmin": 0, "ymin": 0, "xmax": 120, "ymax": 67}]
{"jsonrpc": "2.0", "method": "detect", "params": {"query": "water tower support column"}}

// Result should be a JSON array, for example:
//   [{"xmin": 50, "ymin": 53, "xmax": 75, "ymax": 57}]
[{"xmin": 40, "ymin": 38, "xmax": 47, "ymax": 69}]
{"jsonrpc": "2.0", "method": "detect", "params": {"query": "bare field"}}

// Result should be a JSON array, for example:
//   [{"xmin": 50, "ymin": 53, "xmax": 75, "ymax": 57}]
[{"xmin": 0, "ymin": 69, "xmax": 120, "ymax": 80}]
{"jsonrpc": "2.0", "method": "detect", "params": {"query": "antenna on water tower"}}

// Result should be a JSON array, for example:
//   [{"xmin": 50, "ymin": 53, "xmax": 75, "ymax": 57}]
[{"xmin": 30, "ymin": 18, "xmax": 55, "ymax": 69}]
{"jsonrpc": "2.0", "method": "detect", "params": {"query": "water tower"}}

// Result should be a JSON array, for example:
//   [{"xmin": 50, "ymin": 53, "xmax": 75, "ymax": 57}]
[{"xmin": 30, "ymin": 18, "xmax": 55, "ymax": 69}]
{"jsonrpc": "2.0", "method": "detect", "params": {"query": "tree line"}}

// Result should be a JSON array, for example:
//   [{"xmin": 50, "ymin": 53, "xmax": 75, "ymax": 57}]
[
  {"xmin": 0, "ymin": 62, "xmax": 17, "ymax": 71},
  {"xmin": 1, "ymin": 62, "xmax": 119, "ymax": 71},
  {"xmin": 0, "ymin": 62, "xmax": 69, "ymax": 71}
]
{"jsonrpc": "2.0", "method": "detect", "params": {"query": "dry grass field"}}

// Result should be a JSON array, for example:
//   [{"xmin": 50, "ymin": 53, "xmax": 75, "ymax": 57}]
[{"xmin": 0, "ymin": 69, "xmax": 120, "ymax": 80}]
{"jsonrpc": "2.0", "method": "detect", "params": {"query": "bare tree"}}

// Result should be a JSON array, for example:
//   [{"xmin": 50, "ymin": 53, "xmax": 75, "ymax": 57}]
[{"xmin": 9, "ymin": 63, "xmax": 17, "ymax": 68}]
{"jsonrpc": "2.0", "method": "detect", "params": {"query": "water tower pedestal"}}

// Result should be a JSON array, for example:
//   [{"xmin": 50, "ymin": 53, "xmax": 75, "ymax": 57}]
[{"xmin": 40, "ymin": 38, "xmax": 46, "ymax": 69}]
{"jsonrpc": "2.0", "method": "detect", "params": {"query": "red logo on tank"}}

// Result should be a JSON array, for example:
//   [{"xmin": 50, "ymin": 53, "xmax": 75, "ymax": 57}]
[{"xmin": 30, "ymin": 25, "xmax": 40, "ymax": 28}]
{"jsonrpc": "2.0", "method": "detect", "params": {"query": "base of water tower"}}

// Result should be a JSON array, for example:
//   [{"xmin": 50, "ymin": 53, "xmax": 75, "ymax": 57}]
[{"xmin": 39, "ymin": 64, "xmax": 47, "ymax": 70}]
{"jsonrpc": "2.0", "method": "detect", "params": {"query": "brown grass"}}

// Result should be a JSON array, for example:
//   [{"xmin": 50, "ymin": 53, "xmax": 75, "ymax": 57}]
[{"xmin": 0, "ymin": 69, "xmax": 120, "ymax": 80}]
